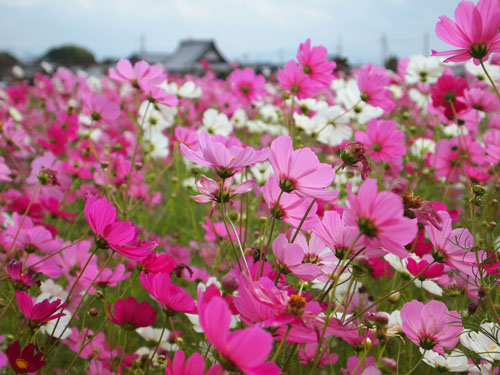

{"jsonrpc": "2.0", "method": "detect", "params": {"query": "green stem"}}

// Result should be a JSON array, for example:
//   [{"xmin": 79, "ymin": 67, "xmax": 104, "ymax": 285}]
[{"xmin": 480, "ymin": 59, "xmax": 500, "ymax": 100}]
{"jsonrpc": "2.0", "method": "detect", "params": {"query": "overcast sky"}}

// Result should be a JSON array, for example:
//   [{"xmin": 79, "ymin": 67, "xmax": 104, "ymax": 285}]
[{"xmin": 0, "ymin": 0, "xmax": 460, "ymax": 65}]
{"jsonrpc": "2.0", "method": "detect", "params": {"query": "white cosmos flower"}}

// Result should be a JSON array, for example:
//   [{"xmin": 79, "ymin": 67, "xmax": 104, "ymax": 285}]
[
  {"xmin": 162, "ymin": 81, "xmax": 202, "ymax": 98},
  {"xmin": 232, "ymin": 109, "xmax": 248, "ymax": 129},
  {"xmin": 250, "ymin": 162, "xmax": 273, "ymax": 186},
  {"xmin": 40, "ymin": 280, "xmax": 68, "ymax": 300},
  {"xmin": 421, "ymin": 349, "xmax": 473, "ymax": 372},
  {"xmin": 335, "ymin": 79, "xmax": 383, "ymax": 124},
  {"xmin": 443, "ymin": 124, "xmax": 468, "ymax": 137},
  {"xmin": 405, "ymin": 55, "xmax": 444, "ymax": 84},
  {"xmin": 409, "ymin": 88, "xmax": 431, "ymax": 111},
  {"xmin": 461, "ymin": 323, "xmax": 500, "ymax": 363},
  {"xmin": 466, "ymin": 60, "xmax": 500, "ymax": 86},
  {"xmin": 142, "ymin": 128, "xmax": 170, "ymax": 159},
  {"xmin": 410, "ymin": 138, "xmax": 436, "ymax": 157},
  {"xmin": 200, "ymin": 108, "xmax": 232, "ymax": 136},
  {"xmin": 136, "ymin": 327, "xmax": 178, "ymax": 352},
  {"xmin": 259, "ymin": 104, "xmax": 281, "ymax": 123},
  {"xmin": 314, "ymin": 105, "xmax": 353, "ymax": 146}
]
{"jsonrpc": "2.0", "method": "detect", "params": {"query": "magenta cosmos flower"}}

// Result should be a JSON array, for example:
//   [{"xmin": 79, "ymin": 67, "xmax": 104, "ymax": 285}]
[
  {"xmin": 198, "ymin": 292, "xmax": 280, "ymax": 375},
  {"xmin": 16, "ymin": 290, "xmax": 66, "ymax": 324},
  {"xmin": 269, "ymin": 135, "xmax": 337, "ymax": 201},
  {"xmin": 401, "ymin": 300, "xmax": 463, "ymax": 354},
  {"xmin": 344, "ymin": 178, "xmax": 417, "ymax": 258},
  {"xmin": 165, "ymin": 351, "xmax": 224, "ymax": 375},
  {"xmin": 84, "ymin": 195, "xmax": 157, "ymax": 261},
  {"xmin": 6, "ymin": 341, "xmax": 46, "ymax": 374},
  {"xmin": 180, "ymin": 131, "xmax": 269, "ymax": 178},
  {"xmin": 140, "ymin": 271, "xmax": 196, "ymax": 314},
  {"xmin": 278, "ymin": 60, "xmax": 322, "ymax": 99},
  {"xmin": 108, "ymin": 297, "xmax": 157, "ymax": 330},
  {"xmin": 432, "ymin": 0, "xmax": 500, "ymax": 64},
  {"xmin": 355, "ymin": 119, "xmax": 406, "ymax": 170},
  {"xmin": 140, "ymin": 81, "xmax": 179, "ymax": 107},
  {"xmin": 228, "ymin": 67, "xmax": 266, "ymax": 103},
  {"xmin": 297, "ymin": 39, "xmax": 336, "ymax": 85}
]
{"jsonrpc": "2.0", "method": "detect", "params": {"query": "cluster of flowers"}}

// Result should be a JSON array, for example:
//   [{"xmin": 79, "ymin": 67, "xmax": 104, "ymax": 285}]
[{"xmin": 0, "ymin": 0, "xmax": 499, "ymax": 374}]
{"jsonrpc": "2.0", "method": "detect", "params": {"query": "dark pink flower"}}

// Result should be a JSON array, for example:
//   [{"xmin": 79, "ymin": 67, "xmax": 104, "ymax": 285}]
[
  {"xmin": 84, "ymin": 196, "xmax": 157, "ymax": 261},
  {"xmin": 108, "ymin": 297, "xmax": 157, "ymax": 330},
  {"xmin": 273, "ymin": 234, "xmax": 321, "ymax": 281},
  {"xmin": 357, "ymin": 64, "xmax": 394, "ymax": 111},
  {"xmin": 6, "ymin": 341, "xmax": 46, "ymax": 373},
  {"xmin": 140, "ymin": 271, "xmax": 196, "ymax": 314},
  {"xmin": 198, "ymin": 292, "xmax": 280, "ymax": 375},
  {"xmin": 16, "ymin": 290, "xmax": 66, "ymax": 324}
]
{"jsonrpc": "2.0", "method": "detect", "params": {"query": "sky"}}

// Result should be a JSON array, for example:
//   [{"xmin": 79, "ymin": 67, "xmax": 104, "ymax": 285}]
[{"xmin": 0, "ymin": 0, "xmax": 460, "ymax": 65}]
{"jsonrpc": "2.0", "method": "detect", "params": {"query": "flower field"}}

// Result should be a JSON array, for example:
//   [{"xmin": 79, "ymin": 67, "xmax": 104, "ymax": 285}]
[{"xmin": 0, "ymin": 1, "xmax": 500, "ymax": 374}]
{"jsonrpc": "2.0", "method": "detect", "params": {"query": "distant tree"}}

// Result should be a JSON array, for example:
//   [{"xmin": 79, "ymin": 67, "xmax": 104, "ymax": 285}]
[
  {"xmin": 43, "ymin": 45, "xmax": 96, "ymax": 66},
  {"xmin": 385, "ymin": 55, "xmax": 399, "ymax": 72},
  {"xmin": 0, "ymin": 52, "xmax": 20, "ymax": 79}
]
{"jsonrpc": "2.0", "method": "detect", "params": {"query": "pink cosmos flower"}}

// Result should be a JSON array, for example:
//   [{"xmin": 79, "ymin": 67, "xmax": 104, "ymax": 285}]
[
  {"xmin": 82, "ymin": 93, "xmax": 120, "ymax": 122},
  {"xmin": 294, "ymin": 232, "xmax": 337, "ymax": 278},
  {"xmin": 262, "ymin": 175, "xmax": 319, "ymax": 230},
  {"xmin": 141, "ymin": 252, "xmax": 176, "ymax": 274},
  {"xmin": 431, "ymin": 74, "xmax": 468, "ymax": 119},
  {"xmin": 425, "ymin": 211, "xmax": 476, "ymax": 276},
  {"xmin": 63, "ymin": 328, "xmax": 111, "ymax": 361},
  {"xmin": 401, "ymin": 300, "xmax": 462, "ymax": 354},
  {"xmin": 180, "ymin": 131, "xmax": 268, "ymax": 178},
  {"xmin": 139, "ymin": 271, "xmax": 196, "ymax": 314},
  {"xmin": 432, "ymin": 0, "xmax": 500, "ymax": 64},
  {"xmin": 108, "ymin": 297, "xmax": 157, "ymax": 330},
  {"xmin": 273, "ymin": 234, "xmax": 321, "ymax": 281},
  {"xmin": 313, "ymin": 210, "xmax": 367, "ymax": 258},
  {"xmin": 191, "ymin": 175, "xmax": 254, "ymax": 214},
  {"xmin": 357, "ymin": 64, "xmax": 395, "ymax": 111},
  {"xmin": 0, "ymin": 157, "xmax": 12, "ymax": 181},
  {"xmin": 175, "ymin": 126, "xmax": 199, "ymax": 150},
  {"xmin": 343, "ymin": 178, "xmax": 418, "ymax": 258},
  {"xmin": 16, "ymin": 290, "xmax": 66, "ymax": 324},
  {"xmin": 299, "ymin": 343, "xmax": 338, "ymax": 369},
  {"xmin": 355, "ymin": 119, "xmax": 406, "ymax": 170},
  {"xmin": 297, "ymin": 39, "xmax": 336, "ymax": 85},
  {"xmin": 229, "ymin": 67, "xmax": 266, "ymax": 103},
  {"xmin": 7, "ymin": 260, "xmax": 39, "ymax": 288},
  {"xmin": 269, "ymin": 136, "xmax": 337, "ymax": 201},
  {"xmin": 198, "ymin": 292, "xmax": 280, "ymax": 375},
  {"xmin": 406, "ymin": 258, "xmax": 445, "ymax": 279},
  {"xmin": 278, "ymin": 60, "xmax": 322, "ymax": 99},
  {"xmin": 6, "ymin": 341, "xmax": 46, "ymax": 374},
  {"xmin": 434, "ymin": 137, "xmax": 486, "ymax": 183},
  {"xmin": 165, "ymin": 351, "xmax": 224, "ymax": 375},
  {"xmin": 140, "ymin": 81, "xmax": 179, "ymax": 107},
  {"xmin": 81, "ymin": 264, "xmax": 131, "ymax": 289},
  {"xmin": 84, "ymin": 195, "xmax": 157, "ymax": 261},
  {"xmin": 484, "ymin": 129, "xmax": 500, "ymax": 164},
  {"xmin": 109, "ymin": 59, "xmax": 166, "ymax": 88},
  {"xmin": 459, "ymin": 87, "xmax": 500, "ymax": 113}
]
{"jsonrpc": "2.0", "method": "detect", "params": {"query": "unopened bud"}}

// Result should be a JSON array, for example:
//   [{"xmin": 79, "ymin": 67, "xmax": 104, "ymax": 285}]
[
  {"xmin": 388, "ymin": 291, "xmax": 400, "ymax": 303},
  {"xmin": 472, "ymin": 185, "xmax": 486, "ymax": 196},
  {"xmin": 89, "ymin": 308, "xmax": 98, "ymax": 316},
  {"xmin": 221, "ymin": 273, "xmax": 239, "ymax": 293}
]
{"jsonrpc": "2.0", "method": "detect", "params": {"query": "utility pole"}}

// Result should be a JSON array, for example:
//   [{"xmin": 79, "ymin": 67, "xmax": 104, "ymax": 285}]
[{"xmin": 423, "ymin": 32, "xmax": 429, "ymax": 56}]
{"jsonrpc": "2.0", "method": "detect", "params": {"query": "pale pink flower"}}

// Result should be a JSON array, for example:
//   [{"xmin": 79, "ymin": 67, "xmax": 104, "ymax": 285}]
[
  {"xmin": 401, "ymin": 300, "xmax": 463, "ymax": 354},
  {"xmin": 165, "ymin": 351, "xmax": 224, "ymax": 375},
  {"xmin": 432, "ymin": 0, "xmax": 500, "ymax": 64},
  {"xmin": 181, "ymin": 131, "xmax": 268, "ymax": 178},
  {"xmin": 269, "ymin": 136, "xmax": 337, "ymax": 201},
  {"xmin": 262, "ymin": 175, "xmax": 319, "ymax": 230},
  {"xmin": 109, "ymin": 59, "xmax": 166, "ymax": 88},
  {"xmin": 425, "ymin": 211, "xmax": 476, "ymax": 276},
  {"xmin": 82, "ymin": 93, "xmax": 120, "ymax": 122},
  {"xmin": 458, "ymin": 87, "xmax": 500, "ymax": 113},
  {"xmin": 273, "ymin": 234, "xmax": 321, "ymax": 281}
]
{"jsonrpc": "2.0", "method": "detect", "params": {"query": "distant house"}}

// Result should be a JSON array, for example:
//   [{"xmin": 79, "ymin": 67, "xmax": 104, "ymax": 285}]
[{"xmin": 131, "ymin": 39, "xmax": 232, "ymax": 76}]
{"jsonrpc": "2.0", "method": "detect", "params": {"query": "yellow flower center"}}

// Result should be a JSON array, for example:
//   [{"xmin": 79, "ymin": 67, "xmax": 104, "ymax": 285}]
[
  {"xmin": 490, "ymin": 345, "xmax": 497, "ymax": 351},
  {"xmin": 15, "ymin": 358, "xmax": 29, "ymax": 370}
]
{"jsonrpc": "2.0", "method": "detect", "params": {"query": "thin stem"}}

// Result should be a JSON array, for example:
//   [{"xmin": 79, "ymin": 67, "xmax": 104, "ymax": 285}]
[
  {"xmin": 290, "ymin": 199, "xmax": 316, "ymax": 243},
  {"xmin": 145, "ymin": 315, "xmax": 169, "ymax": 374},
  {"xmin": 480, "ymin": 59, "xmax": 500, "ymax": 100},
  {"xmin": 407, "ymin": 352, "xmax": 424, "ymax": 375},
  {"xmin": 271, "ymin": 325, "xmax": 291, "ymax": 363}
]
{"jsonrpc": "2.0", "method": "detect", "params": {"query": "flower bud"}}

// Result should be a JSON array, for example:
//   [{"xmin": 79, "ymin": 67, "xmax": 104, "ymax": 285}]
[{"xmin": 221, "ymin": 273, "xmax": 239, "ymax": 293}]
